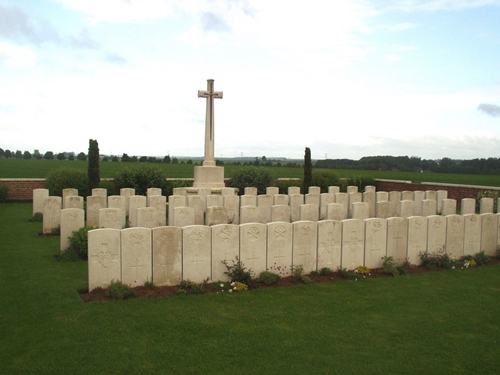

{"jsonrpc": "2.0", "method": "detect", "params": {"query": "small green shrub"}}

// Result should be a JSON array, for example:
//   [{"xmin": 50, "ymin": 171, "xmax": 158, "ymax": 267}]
[
  {"xmin": 68, "ymin": 226, "xmax": 97, "ymax": 260},
  {"xmin": 29, "ymin": 212, "xmax": 43, "ymax": 222},
  {"xmin": 50, "ymin": 226, "xmax": 60, "ymax": 236},
  {"xmin": 382, "ymin": 256, "xmax": 400, "ymax": 277},
  {"xmin": 337, "ymin": 267, "xmax": 359, "ymax": 280},
  {"xmin": 105, "ymin": 280, "xmax": 136, "ymax": 300},
  {"xmin": 178, "ymin": 279, "xmax": 207, "ymax": 295},
  {"xmin": 0, "ymin": 183, "xmax": 8, "ymax": 202},
  {"xmin": 419, "ymin": 251, "xmax": 460, "ymax": 270},
  {"xmin": 46, "ymin": 168, "xmax": 88, "ymax": 197},
  {"xmin": 473, "ymin": 251, "xmax": 490, "ymax": 266},
  {"xmin": 229, "ymin": 166, "xmax": 274, "ymax": 195},
  {"xmin": 290, "ymin": 264, "xmax": 311, "ymax": 284},
  {"xmin": 54, "ymin": 247, "xmax": 81, "ymax": 262},
  {"xmin": 144, "ymin": 280, "xmax": 155, "ymax": 289},
  {"xmin": 114, "ymin": 165, "xmax": 168, "ymax": 196},
  {"xmin": 319, "ymin": 267, "xmax": 332, "ymax": 276},
  {"xmin": 222, "ymin": 256, "xmax": 254, "ymax": 288},
  {"xmin": 311, "ymin": 170, "xmax": 342, "ymax": 193},
  {"xmin": 258, "ymin": 271, "xmax": 281, "ymax": 286}
]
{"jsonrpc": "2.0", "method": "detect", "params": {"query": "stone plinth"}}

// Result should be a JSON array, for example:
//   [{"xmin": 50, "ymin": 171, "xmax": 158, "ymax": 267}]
[{"xmin": 193, "ymin": 166, "xmax": 225, "ymax": 189}]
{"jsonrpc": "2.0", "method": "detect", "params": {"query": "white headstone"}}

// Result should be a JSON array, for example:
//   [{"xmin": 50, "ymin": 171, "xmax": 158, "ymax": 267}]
[
  {"xmin": 441, "ymin": 199, "xmax": 457, "ymax": 216},
  {"xmin": 173, "ymin": 207, "xmax": 195, "ymax": 227},
  {"xmin": 364, "ymin": 185, "xmax": 376, "ymax": 194},
  {"xmin": 308, "ymin": 186, "xmax": 321, "ymax": 195},
  {"xmin": 407, "ymin": 216, "xmax": 427, "ymax": 265},
  {"xmin": 148, "ymin": 195, "xmax": 167, "ymax": 226},
  {"xmin": 413, "ymin": 191, "xmax": 425, "ymax": 216},
  {"xmin": 137, "ymin": 207, "xmax": 158, "ymax": 228},
  {"xmin": 147, "ymin": 188, "xmax": 162, "ymax": 202},
  {"xmin": 240, "ymin": 194, "xmax": 257, "ymax": 207},
  {"xmin": 376, "ymin": 201, "xmax": 390, "ymax": 219},
  {"xmin": 364, "ymin": 218, "xmax": 387, "ymax": 269},
  {"xmin": 463, "ymin": 214, "xmax": 481, "ymax": 256},
  {"xmin": 292, "ymin": 221, "xmax": 318, "ymax": 273},
  {"xmin": 43, "ymin": 196, "xmax": 62, "ymax": 234},
  {"xmin": 480, "ymin": 213, "xmax": 498, "ymax": 256},
  {"xmin": 289, "ymin": 194, "xmax": 304, "ymax": 222},
  {"xmin": 244, "ymin": 187, "xmax": 257, "ymax": 195},
  {"xmin": 206, "ymin": 206, "xmax": 228, "ymax": 226},
  {"xmin": 386, "ymin": 217, "xmax": 408, "ymax": 265},
  {"xmin": 480, "ymin": 197, "xmax": 494, "ymax": 214},
  {"xmin": 33, "ymin": 188, "xmax": 49, "ymax": 215},
  {"xmin": 320, "ymin": 193, "xmax": 335, "ymax": 220},
  {"xmin": 341, "ymin": 219, "xmax": 365, "ymax": 270},
  {"xmin": 187, "ymin": 195, "xmax": 206, "ymax": 225},
  {"xmin": 328, "ymin": 186, "xmax": 340, "ymax": 194},
  {"xmin": 107, "ymin": 195, "xmax": 126, "ymax": 212},
  {"xmin": 88, "ymin": 228, "xmax": 121, "ymax": 291},
  {"xmin": 60, "ymin": 208, "xmax": 85, "ymax": 252},
  {"xmin": 326, "ymin": 203, "xmax": 346, "ymax": 221},
  {"xmin": 271, "ymin": 205, "xmax": 291, "ymax": 223},
  {"xmin": 240, "ymin": 205, "xmax": 259, "ymax": 224},
  {"xmin": 224, "ymin": 194, "xmax": 240, "ymax": 224},
  {"xmin": 121, "ymin": 227, "xmax": 152, "ymax": 287},
  {"xmin": 461, "ymin": 198, "xmax": 476, "ymax": 215},
  {"xmin": 211, "ymin": 224, "xmax": 239, "ymax": 281},
  {"xmin": 99, "ymin": 208, "xmax": 126, "ymax": 229},
  {"xmin": 62, "ymin": 188, "xmax": 78, "ymax": 208},
  {"xmin": 266, "ymin": 187, "xmax": 279, "ymax": 196},
  {"xmin": 445, "ymin": 215, "xmax": 464, "ymax": 259},
  {"xmin": 401, "ymin": 191, "xmax": 414, "ymax": 201},
  {"xmin": 363, "ymin": 191, "xmax": 376, "ymax": 218},
  {"xmin": 351, "ymin": 202, "xmax": 369, "ymax": 220},
  {"xmin": 240, "ymin": 223, "xmax": 267, "ymax": 276},
  {"xmin": 346, "ymin": 186, "xmax": 358, "ymax": 194},
  {"xmin": 267, "ymin": 222, "xmax": 292, "ymax": 276},
  {"xmin": 65, "ymin": 195, "xmax": 83, "ymax": 210},
  {"xmin": 300, "ymin": 204, "xmax": 319, "ymax": 221},
  {"xmin": 183, "ymin": 226, "xmax": 211, "ymax": 283},
  {"xmin": 92, "ymin": 188, "xmax": 107, "ymax": 199},
  {"xmin": 152, "ymin": 226, "xmax": 182, "ymax": 286},
  {"xmin": 399, "ymin": 200, "xmax": 415, "ymax": 218},
  {"xmin": 436, "ymin": 190, "xmax": 448, "ymax": 214},
  {"xmin": 317, "ymin": 220, "xmax": 342, "ymax": 271},
  {"xmin": 120, "ymin": 188, "xmax": 135, "ymax": 216},
  {"xmin": 128, "ymin": 195, "xmax": 147, "ymax": 227},
  {"xmin": 274, "ymin": 194, "xmax": 289, "ymax": 206},
  {"xmin": 376, "ymin": 191, "xmax": 389, "ymax": 202},
  {"xmin": 86, "ymin": 195, "xmax": 106, "ymax": 227},
  {"xmin": 168, "ymin": 195, "xmax": 187, "ymax": 226},
  {"xmin": 421, "ymin": 199, "xmax": 437, "ymax": 217},
  {"xmin": 388, "ymin": 191, "xmax": 402, "ymax": 218},
  {"xmin": 288, "ymin": 186, "xmax": 301, "ymax": 195},
  {"xmin": 427, "ymin": 215, "xmax": 446, "ymax": 254},
  {"xmin": 257, "ymin": 195, "xmax": 273, "ymax": 224},
  {"xmin": 334, "ymin": 193, "xmax": 349, "ymax": 218},
  {"xmin": 206, "ymin": 194, "xmax": 223, "ymax": 208}
]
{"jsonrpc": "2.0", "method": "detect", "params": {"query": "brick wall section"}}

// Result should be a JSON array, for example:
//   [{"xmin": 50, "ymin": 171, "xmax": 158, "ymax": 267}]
[
  {"xmin": 2, "ymin": 178, "xmax": 500, "ymax": 204},
  {"xmin": 0, "ymin": 179, "xmax": 46, "ymax": 202}
]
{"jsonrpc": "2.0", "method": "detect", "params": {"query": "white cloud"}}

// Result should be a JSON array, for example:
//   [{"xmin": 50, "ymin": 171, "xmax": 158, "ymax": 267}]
[{"xmin": 0, "ymin": 42, "xmax": 35, "ymax": 67}]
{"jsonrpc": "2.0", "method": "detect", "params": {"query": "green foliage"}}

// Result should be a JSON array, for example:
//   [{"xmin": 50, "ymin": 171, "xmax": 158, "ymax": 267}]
[
  {"xmin": 54, "ymin": 247, "xmax": 81, "ymax": 262},
  {"xmin": 222, "ymin": 256, "xmax": 254, "ymax": 288},
  {"xmin": 273, "ymin": 179, "xmax": 302, "ymax": 194},
  {"xmin": 0, "ymin": 182, "xmax": 8, "ymax": 201},
  {"xmin": 144, "ymin": 280, "xmax": 155, "ymax": 289},
  {"xmin": 29, "ymin": 212, "xmax": 43, "ymax": 222},
  {"xmin": 98, "ymin": 179, "xmax": 118, "ymax": 195},
  {"xmin": 105, "ymin": 280, "xmax": 136, "ymax": 300},
  {"xmin": 303, "ymin": 147, "xmax": 312, "ymax": 193},
  {"xmin": 68, "ymin": 226, "xmax": 97, "ymax": 260},
  {"xmin": 113, "ymin": 164, "xmax": 168, "ymax": 196},
  {"xmin": 178, "ymin": 279, "xmax": 208, "ymax": 295},
  {"xmin": 257, "ymin": 271, "xmax": 281, "ymax": 285},
  {"xmin": 164, "ymin": 179, "xmax": 192, "ymax": 197},
  {"xmin": 311, "ymin": 169, "xmax": 341, "ymax": 193},
  {"xmin": 229, "ymin": 166, "xmax": 273, "ymax": 195},
  {"xmin": 472, "ymin": 251, "xmax": 490, "ymax": 266},
  {"xmin": 381, "ymin": 256, "xmax": 400, "ymax": 277},
  {"xmin": 343, "ymin": 176, "xmax": 376, "ymax": 192},
  {"xmin": 419, "ymin": 251, "xmax": 460, "ymax": 270},
  {"xmin": 319, "ymin": 267, "xmax": 332, "ymax": 276},
  {"xmin": 290, "ymin": 264, "xmax": 311, "ymax": 284},
  {"xmin": 46, "ymin": 167, "xmax": 89, "ymax": 197},
  {"xmin": 88, "ymin": 139, "xmax": 100, "ymax": 193},
  {"xmin": 337, "ymin": 267, "xmax": 360, "ymax": 280}
]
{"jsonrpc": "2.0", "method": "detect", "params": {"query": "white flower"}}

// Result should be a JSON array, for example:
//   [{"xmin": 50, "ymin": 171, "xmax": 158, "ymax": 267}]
[
  {"xmin": 229, "ymin": 289, "xmax": 233, "ymax": 293},
  {"xmin": 220, "ymin": 283, "xmax": 224, "ymax": 288}
]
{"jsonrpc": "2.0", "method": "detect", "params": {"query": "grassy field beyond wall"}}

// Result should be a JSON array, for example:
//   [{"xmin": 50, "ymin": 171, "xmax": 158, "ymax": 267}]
[{"xmin": 2, "ymin": 159, "xmax": 500, "ymax": 186}]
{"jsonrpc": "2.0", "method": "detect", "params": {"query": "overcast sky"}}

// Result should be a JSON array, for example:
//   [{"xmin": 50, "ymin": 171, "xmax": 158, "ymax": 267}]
[{"xmin": 1, "ymin": 0, "xmax": 500, "ymax": 160}]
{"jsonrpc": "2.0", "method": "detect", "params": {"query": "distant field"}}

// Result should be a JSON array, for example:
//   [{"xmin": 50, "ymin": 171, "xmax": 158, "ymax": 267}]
[{"xmin": 1, "ymin": 159, "xmax": 500, "ymax": 187}]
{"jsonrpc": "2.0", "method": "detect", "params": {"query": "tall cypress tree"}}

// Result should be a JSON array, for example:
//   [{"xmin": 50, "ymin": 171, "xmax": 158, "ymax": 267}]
[
  {"xmin": 303, "ymin": 147, "xmax": 312, "ymax": 194},
  {"xmin": 88, "ymin": 139, "xmax": 100, "ymax": 194}
]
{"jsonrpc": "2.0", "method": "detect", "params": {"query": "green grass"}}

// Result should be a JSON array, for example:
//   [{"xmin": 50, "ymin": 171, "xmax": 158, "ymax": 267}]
[
  {"xmin": 1, "ymin": 203, "xmax": 499, "ymax": 374},
  {"xmin": 2, "ymin": 159, "xmax": 500, "ymax": 187}
]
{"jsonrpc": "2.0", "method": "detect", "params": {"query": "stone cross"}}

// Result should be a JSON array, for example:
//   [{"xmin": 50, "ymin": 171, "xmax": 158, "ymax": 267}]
[{"xmin": 198, "ymin": 79, "xmax": 223, "ymax": 167}]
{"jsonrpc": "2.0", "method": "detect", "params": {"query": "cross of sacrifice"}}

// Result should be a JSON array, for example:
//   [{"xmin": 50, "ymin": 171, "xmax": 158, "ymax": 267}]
[{"xmin": 198, "ymin": 79, "xmax": 223, "ymax": 167}]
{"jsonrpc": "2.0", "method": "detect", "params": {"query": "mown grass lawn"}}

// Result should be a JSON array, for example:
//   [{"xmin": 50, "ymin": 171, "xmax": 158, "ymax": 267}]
[{"xmin": 1, "ymin": 203, "xmax": 499, "ymax": 374}]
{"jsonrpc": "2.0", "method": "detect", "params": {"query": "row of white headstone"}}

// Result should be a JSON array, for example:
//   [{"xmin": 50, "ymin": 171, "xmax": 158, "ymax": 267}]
[{"xmin": 88, "ymin": 213, "xmax": 499, "ymax": 291}]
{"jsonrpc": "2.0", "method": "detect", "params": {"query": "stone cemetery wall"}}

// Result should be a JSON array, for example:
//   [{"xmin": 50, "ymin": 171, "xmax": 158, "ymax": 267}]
[{"xmin": 88, "ymin": 213, "xmax": 500, "ymax": 290}]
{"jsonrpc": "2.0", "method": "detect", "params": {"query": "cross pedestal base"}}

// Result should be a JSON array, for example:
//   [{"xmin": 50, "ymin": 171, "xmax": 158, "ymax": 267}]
[{"xmin": 193, "ymin": 165, "xmax": 225, "ymax": 189}]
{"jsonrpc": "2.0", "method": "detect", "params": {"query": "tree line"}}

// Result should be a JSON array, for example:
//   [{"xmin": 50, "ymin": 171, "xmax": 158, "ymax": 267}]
[{"xmin": 315, "ymin": 156, "xmax": 500, "ymax": 175}]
